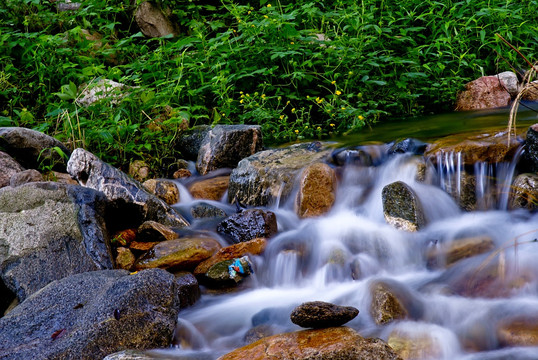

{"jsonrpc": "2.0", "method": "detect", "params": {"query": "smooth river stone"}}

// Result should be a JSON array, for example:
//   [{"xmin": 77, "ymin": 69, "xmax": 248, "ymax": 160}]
[{"xmin": 290, "ymin": 301, "xmax": 359, "ymax": 328}]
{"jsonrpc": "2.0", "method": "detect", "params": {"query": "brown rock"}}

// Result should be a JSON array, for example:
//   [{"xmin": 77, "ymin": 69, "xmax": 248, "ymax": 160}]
[
  {"xmin": 137, "ymin": 220, "xmax": 178, "ymax": 242},
  {"xmin": 218, "ymin": 327, "xmax": 402, "ymax": 360},
  {"xmin": 388, "ymin": 329, "xmax": 443, "ymax": 360},
  {"xmin": 135, "ymin": 1, "xmax": 178, "ymax": 38},
  {"xmin": 173, "ymin": 168, "xmax": 192, "ymax": 179},
  {"xmin": 497, "ymin": 316, "xmax": 538, "ymax": 347},
  {"xmin": 370, "ymin": 281, "xmax": 422, "ymax": 325},
  {"xmin": 115, "ymin": 247, "xmax": 135, "ymax": 270},
  {"xmin": 129, "ymin": 160, "xmax": 150, "ymax": 182},
  {"xmin": 189, "ymin": 176, "xmax": 230, "ymax": 200},
  {"xmin": 44, "ymin": 171, "xmax": 78, "ymax": 185},
  {"xmin": 143, "ymin": 179, "xmax": 179, "ymax": 205},
  {"xmin": 296, "ymin": 163, "xmax": 336, "ymax": 218},
  {"xmin": 129, "ymin": 241, "xmax": 160, "ymax": 252},
  {"xmin": 9, "ymin": 169, "xmax": 42, "ymax": 187},
  {"xmin": 426, "ymin": 236, "xmax": 495, "ymax": 268},
  {"xmin": 0, "ymin": 151, "xmax": 25, "ymax": 188},
  {"xmin": 194, "ymin": 238, "xmax": 266, "ymax": 276},
  {"xmin": 509, "ymin": 173, "xmax": 538, "ymax": 211},
  {"xmin": 111, "ymin": 228, "xmax": 137, "ymax": 247},
  {"xmin": 135, "ymin": 237, "xmax": 221, "ymax": 271},
  {"xmin": 521, "ymin": 80, "xmax": 538, "ymax": 101},
  {"xmin": 455, "ymin": 75, "xmax": 512, "ymax": 111}
]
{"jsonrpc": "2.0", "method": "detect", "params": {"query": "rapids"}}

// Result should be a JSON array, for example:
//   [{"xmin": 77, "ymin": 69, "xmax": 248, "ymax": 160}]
[{"xmin": 159, "ymin": 107, "xmax": 538, "ymax": 359}]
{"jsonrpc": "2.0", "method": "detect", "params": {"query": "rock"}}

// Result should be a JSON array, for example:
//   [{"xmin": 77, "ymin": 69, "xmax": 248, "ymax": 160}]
[
  {"xmin": 426, "ymin": 235, "xmax": 495, "ymax": 268},
  {"xmin": 217, "ymin": 209, "xmax": 277, "ymax": 243},
  {"xmin": 0, "ymin": 269, "xmax": 182, "ymax": 360},
  {"xmin": 520, "ymin": 124, "xmax": 538, "ymax": 173},
  {"xmin": 388, "ymin": 138, "xmax": 428, "ymax": 156},
  {"xmin": 228, "ymin": 142, "xmax": 331, "ymax": 206},
  {"xmin": 76, "ymin": 78, "xmax": 133, "ymax": 107},
  {"xmin": 382, "ymin": 181, "xmax": 426, "ymax": 231},
  {"xmin": 441, "ymin": 170, "xmax": 478, "ymax": 211},
  {"xmin": 497, "ymin": 316, "xmax": 538, "ymax": 347},
  {"xmin": 290, "ymin": 301, "xmax": 359, "ymax": 329},
  {"xmin": 137, "ymin": 220, "xmax": 178, "ymax": 242},
  {"xmin": 218, "ymin": 327, "xmax": 402, "ymax": 360},
  {"xmin": 57, "ymin": 1, "xmax": 81, "ymax": 12},
  {"xmin": 135, "ymin": 1, "xmax": 178, "ymax": 38},
  {"xmin": 196, "ymin": 125, "xmax": 263, "ymax": 175},
  {"xmin": 67, "ymin": 148, "xmax": 189, "ymax": 228},
  {"xmin": 509, "ymin": 173, "xmax": 538, "ymax": 210},
  {"xmin": 455, "ymin": 75, "xmax": 512, "ymax": 111},
  {"xmin": 0, "ymin": 280, "xmax": 15, "ymax": 317},
  {"xmin": 175, "ymin": 272, "xmax": 200, "ymax": 308},
  {"xmin": 129, "ymin": 241, "xmax": 160, "ymax": 252},
  {"xmin": 0, "ymin": 151, "xmax": 25, "ymax": 188},
  {"xmin": 194, "ymin": 238, "xmax": 266, "ymax": 277},
  {"xmin": 135, "ymin": 237, "xmax": 221, "ymax": 271},
  {"xmin": 370, "ymin": 280, "xmax": 422, "ymax": 325},
  {"xmin": 0, "ymin": 182, "xmax": 112, "ymax": 301},
  {"xmin": 103, "ymin": 350, "xmax": 158, "ymax": 360},
  {"xmin": 252, "ymin": 307, "xmax": 293, "ymax": 327},
  {"xmin": 191, "ymin": 202, "xmax": 227, "ymax": 219},
  {"xmin": 203, "ymin": 256, "xmax": 253, "ymax": 287},
  {"xmin": 0, "ymin": 127, "xmax": 70, "ymax": 171},
  {"xmin": 176, "ymin": 125, "xmax": 211, "ymax": 161},
  {"xmin": 243, "ymin": 325, "xmax": 280, "ymax": 344},
  {"xmin": 9, "ymin": 168, "xmax": 43, "ymax": 187},
  {"xmin": 189, "ymin": 175, "xmax": 230, "ymax": 200},
  {"xmin": 143, "ymin": 179, "xmax": 179, "ymax": 205},
  {"xmin": 330, "ymin": 147, "xmax": 374, "ymax": 166},
  {"xmin": 111, "ymin": 228, "xmax": 137, "ymax": 247},
  {"xmin": 116, "ymin": 247, "xmax": 136, "ymax": 270},
  {"xmin": 173, "ymin": 168, "xmax": 192, "ymax": 179},
  {"xmin": 521, "ymin": 80, "xmax": 538, "ymax": 101},
  {"xmin": 45, "ymin": 171, "xmax": 79, "ymax": 185},
  {"xmin": 497, "ymin": 71, "xmax": 520, "ymax": 97},
  {"xmin": 387, "ymin": 328, "xmax": 444, "ymax": 360},
  {"xmin": 129, "ymin": 160, "xmax": 150, "ymax": 182},
  {"xmin": 296, "ymin": 163, "xmax": 336, "ymax": 218}
]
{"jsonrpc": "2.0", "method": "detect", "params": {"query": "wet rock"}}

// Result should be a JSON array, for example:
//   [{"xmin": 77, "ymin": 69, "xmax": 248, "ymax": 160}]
[
  {"xmin": 388, "ymin": 138, "xmax": 428, "ymax": 156},
  {"xmin": 0, "ymin": 127, "xmax": 70, "ymax": 171},
  {"xmin": 103, "ymin": 350, "xmax": 158, "ymax": 360},
  {"xmin": 76, "ymin": 79, "xmax": 132, "ymax": 107},
  {"xmin": 296, "ymin": 163, "xmax": 336, "ymax": 218},
  {"xmin": 0, "ymin": 182, "xmax": 112, "ymax": 301},
  {"xmin": 497, "ymin": 316, "xmax": 538, "ymax": 347},
  {"xmin": 191, "ymin": 202, "xmax": 227, "ymax": 219},
  {"xmin": 203, "ymin": 256, "xmax": 253, "ymax": 287},
  {"xmin": 370, "ymin": 280, "xmax": 422, "ymax": 325},
  {"xmin": 388, "ymin": 328, "xmax": 443, "ymax": 360},
  {"xmin": 228, "ymin": 142, "xmax": 331, "ymax": 206},
  {"xmin": 9, "ymin": 168, "xmax": 43, "ymax": 187},
  {"xmin": 331, "ymin": 147, "xmax": 374, "ymax": 166},
  {"xmin": 252, "ymin": 307, "xmax": 293, "ymax": 327},
  {"xmin": 173, "ymin": 168, "xmax": 192, "ymax": 179},
  {"xmin": 194, "ymin": 238, "xmax": 266, "ymax": 277},
  {"xmin": 382, "ymin": 181, "xmax": 426, "ymax": 231},
  {"xmin": 441, "ymin": 169, "xmax": 478, "ymax": 211},
  {"xmin": 135, "ymin": 237, "xmax": 221, "ymax": 271},
  {"xmin": 218, "ymin": 327, "xmax": 402, "ymax": 360},
  {"xmin": 175, "ymin": 272, "xmax": 200, "ymax": 308},
  {"xmin": 290, "ymin": 301, "xmax": 359, "ymax": 329},
  {"xmin": 111, "ymin": 228, "xmax": 138, "ymax": 247},
  {"xmin": 129, "ymin": 241, "xmax": 160, "ymax": 252},
  {"xmin": 135, "ymin": 1, "xmax": 178, "ymax": 38},
  {"xmin": 137, "ymin": 220, "xmax": 178, "ymax": 242},
  {"xmin": 176, "ymin": 125, "xmax": 211, "ymax": 160},
  {"xmin": 67, "ymin": 148, "xmax": 189, "ymax": 228},
  {"xmin": 0, "ymin": 269, "xmax": 181, "ymax": 360},
  {"xmin": 509, "ymin": 173, "xmax": 538, "ymax": 210},
  {"xmin": 129, "ymin": 160, "xmax": 150, "ymax": 182},
  {"xmin": 426, "ymin": 236, "xmax": 495, "ymax": 268},
  {"xmin": 196, "ymin": 125, "xmax": 263, "ymax": 175},
  {"xmin": 0, "ymin": 151, "xmax": 25, "ymax": 188},
  {"xmin": 189, "ymin": 176, "xmax": 230, "ymax": 200},
  {"xmin": 521, "ymin": 80, "xmax": 538, "ymax": 101},
  {"xmin": 143, "ymin": 179, "xmax": 179, "ymax": 205},
  {"xmin": 116, "ymin": 247, "xmax": 136, "ymax": 270},
  {"xmin": 243, "ymin": 325, "xmax": 280, "ymax": 344},
  {"xmin": 217, "ymin": 209, "xmax": 277, "ymax": 243},
  {"xmin": 520, "ymin": 123, "xmax": 538, "ymax": 173},
  {"xmin": 455, "ymin": 75, "xmax": 512, "ymax": 111}
]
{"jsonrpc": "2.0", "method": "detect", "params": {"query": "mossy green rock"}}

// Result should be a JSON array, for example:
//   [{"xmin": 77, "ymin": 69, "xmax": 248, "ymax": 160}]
[{"xmin": 382, "ymin": 181, "xmax": 425, "ymax": 231}]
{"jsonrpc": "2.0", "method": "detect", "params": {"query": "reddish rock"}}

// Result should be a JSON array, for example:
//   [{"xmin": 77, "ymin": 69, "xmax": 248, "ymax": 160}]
[
  {"xmin": 129, "ymin": 241, "xmax": 160, "ymax": 252},
  {"xmin": 497, "ymin": 316, "xmax": 538, "ymax": 347},
  {"xmin": 189, "ymin": 176, "xmax": 230, "ymax": 200},
  {"xmin": 455, "ymin": 75, "xmax": 512, "ymax": 111},
  {"xmin": 143, "ymin": 179, "xmax": 179, "ymax": 205},
  {"xmin": 111, "ymin": 228, "xmax": 137, "ymax": 247},
  {"xmin": 296, "ymin": 163, "xmax": 336, "ymax": 218},
  {"xmin": 137, "ymin": 221, "xmax": 178, "ymax": 242},
  {"xmin": 426, "ymin": 236, "xmax": 495, "ymax": 268}
]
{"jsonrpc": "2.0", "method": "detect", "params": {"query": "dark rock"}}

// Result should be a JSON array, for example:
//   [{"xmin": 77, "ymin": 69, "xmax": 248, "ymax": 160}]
[
  {"xmin": 0, "ymin": 127, "xmax": 70, "ymax": 171},
  {"xmin": 509, "ymin": 173, "xmax": 538, "ymax": 210},
  {"xmin": 135, "ymin": 1, "xmax": 178, "ymax": 38},
  {"xmin": 0, "ymin": 151, "xmax": 25, "ymax": 188},
  {"xmin": 217, "ymin": 209, "xmax": 277, "ymax": 243},
  {"xmin": 228, "ymin": 142, "xmax": 331, "ymax": 206},
  {"xmin": 9, "ymin": 169, "xmax": 43, "ymax": 187},
  {"xmin": 520, "ymin": 124, "xmax": 538, "ymax": 173},
  {"xmin": 296, "ymin": 162, "xmax": 336, "ymax": 218},
  {"xmin": 290, "ymin": 301, "xmax": 359, "ymax": 329},
  {"xmin": 189, "ymin": 175, "xmax": 230, "ymax": 200},
  {"xmin": 0, "ymin": 182, "xmax": 112, "ymax": 301},
  {"xmin": 196, "ymin": 125, "xmax": 263, "ymax": 175},
  {"xmin": 176, "ymin": 126, "xmax": 211, "ymax": 160},
  {"xmin": 0, "ymin": 269, "xmax": 181, "ymax": 360},
  {"xmin": 142, "ymin": 179, "xmax": 179, "ymax": 205},
  {"xmin": 175, "ymin": 272, "xmax": 200, "ymax": 308},
  {"xmin": 455, "ymin": 75, "xmax": 512, "ymax": 111},
  {"xmin": 331, "ymin": 148, "xmax": 373, "ymax": 166},
  {"xmin": 388, "ymin": 138, "xmax": 428, "ymax": 155},
  {"xmin": 382, "ymin": 181, "xmax": 426, "ymax": 231},
  {"xmin": 370, "ymin": 280, "xmax": 423, "ymax": 325},
  {"xmin": 191, "ymin": 202, "xmax": 227, "ymax": 219},
  {"xmin": 67, "ymin": 148, "xmax": 189, "ymax": 228},
  {"xmin": 137, "ymin": 220, "xmax": 178, "ymax": 242},
  {"xmin": 0, "ymin": 279, "xmax": 15, "ymax": 317}
]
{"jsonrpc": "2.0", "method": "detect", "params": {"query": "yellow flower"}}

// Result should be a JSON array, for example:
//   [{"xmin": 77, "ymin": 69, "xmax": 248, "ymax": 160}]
[
  {"xmin": 240, "ymin": 91, "xmax": 243, "ymax": 94},
  {"xmin": 240, "ymin": 99, "xmax": 244, "ymax": 104},
  {"xmin": 330, "ymin": 123, "xmax": 335, "ymax": 127},
  {"xmin": 315, "ymin": 97, "xmax": 324, "ymax": 104},
  {"xmin": 294, "ymin": 129, "xmax": 299, "ymax": 134},
  {"xmin": 248, "ymin": 10, "xmax": 251, "ymax": 14},
  {"xmin": 348, "ymin": 71, "xmax": 353, "ymax": 75},
  {"xmin": 267, "ymin": 4, "xmax": 272, "ymax": 7},
  {"xmin": 240, "ymin": 94, "xmax": 245, "ymax": 98},
  {"xmin": 280, "ymin": 115, "xmax": 285, "ymax": 120},
  {"xmin": 317, "ymin": 126, "xmax": 321, "ymax": 131},
  {"xmin": 341, "ymin": 107, "xmax": 346, "ymax": 110},
  {"xmin": 261, "ymin": 94, "xmax": 266, "ymax": 99},
  {"xmin": 335, "ymin": 90, "xmax": 342, "ymax": 96},
  {"xmin": 290, "ymin": 41, "xmax": 294, "ymax": 45},
  {"xmin": 306, "ymin": 95, "xmax": 310, "ymax": 99},
  {"xmin": 264, "ymin": 15, "xmax": 268, "ymax": 19},
  {"xmin": 286, "ymin": 100, "xmax": 290, "ymax": 105},
  {"xmin": 331, "ymin": 80, "xmax": 336, "ymax": 85},
  {"xmin": 358, "ymin": 115, "xmax": 364, "ymax": 120},
  {"xmin": 305, "ymin": 126, "xmax": 308, "ymax": 129},
  {"xmin": 246, "ymin": 93, "xmax": 250, "ymax": 97},
  {"xmin": 291, "ymin": 108, "xmax": 296, "ymax": 113}
]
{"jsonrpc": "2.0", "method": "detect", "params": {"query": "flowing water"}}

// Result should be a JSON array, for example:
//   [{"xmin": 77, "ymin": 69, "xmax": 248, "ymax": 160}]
[{"xmin": 158, "ymin": 107, "xmax": 538, "ymax": 359}]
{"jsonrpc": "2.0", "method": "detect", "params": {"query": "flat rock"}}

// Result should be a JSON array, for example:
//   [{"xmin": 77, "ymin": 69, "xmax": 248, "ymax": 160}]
[
  {"xmin": 290, "ymin": 301, "xmax": 359, "ymax": 328},
  {"xmin": 296, "ymin": 163, "xmax": 336, "ymax": 218},
  {"xmin": 217, "ymin": 209, "xmax": 277, "ymax": 243},
  {"xmin": 382, "ymin": 181, "xmax": 425, "ymax": 231},
  {"xmin": 189, "ymin": 176, "xmax": 230, "ymax": 200},
  {"xmin": 426, "ymin": 235, "xmax": 495, "ymax": 268},
  {"xmin": 455, "ymin": 75, "xmax": 512, "ymax": 111},
  {"xmin": 0, "ymin": 151, "xmax": 25, "ymax": 188}
]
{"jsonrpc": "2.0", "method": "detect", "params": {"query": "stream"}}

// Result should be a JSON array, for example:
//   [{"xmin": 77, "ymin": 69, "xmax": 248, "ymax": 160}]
[{"xmin": 158, "ymin": 106, "xmax": 538, "ymax": 359}]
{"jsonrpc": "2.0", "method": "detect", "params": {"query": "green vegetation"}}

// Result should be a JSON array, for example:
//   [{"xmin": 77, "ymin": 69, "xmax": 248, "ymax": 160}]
[{"xmin": 0, "ymin": 0, "xmax": 537, "ymax": 174}]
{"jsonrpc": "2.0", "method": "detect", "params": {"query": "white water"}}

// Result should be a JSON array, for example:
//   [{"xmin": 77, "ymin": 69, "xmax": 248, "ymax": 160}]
[{"xmin": 161, "ymin": 152, "xmax": 538, "ymax": 360}]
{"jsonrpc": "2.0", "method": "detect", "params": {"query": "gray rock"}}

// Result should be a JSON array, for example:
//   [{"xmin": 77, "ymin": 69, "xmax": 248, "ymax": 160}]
[
  {"xmin": 103, "ymin": 350, "xmax": 157, "ymax": 360},
  {"xmin": 217, "ymin": 209, "xmax": 277, "ymax": 243},
  {"xmin": 67, "ymin": 148, "xmax": 189, "ymax": 228},
  {"xmin": 497, "ymin": 71, "xmax": 520, "ymax": 97},
  {"xmin": 76, "ymin": 79, "xmax": 132, "ymax": 107},
  {"xmin": 388, "ymin": 138, "xmax": 428, "ymax": 156},
  {"xmin": 521, "ymin": 124, "xmax": 538, "ymax": 173},
  {"xmin": 509, "ymin": 173, "xmax": 538, "ymax": 211},
  {"xmin": 0, "ymin": 182, "xmax": 112, "ymax": 301},
  {"xmin": 176, "ymin": 125, "xmax": 211, "ymax": 160},
  {"xmin": 135, "ymin": 1, "xmax": 178, "ymax": 38},
  {"xmin": 382, "ymin": 181, "xmax": 426, "ymax": 231},
  {"xmin": 0, "ymin": 127, "xmax": 70, "ymax": 171},
  {"xmin": 9, "ymin": 169, "xmax": 43, "ymax": 187},
  {"xmin": 196, "ymin": 125, "xmax": 263, "ymax": 175},
  {"xmin": 290, "ymin": 301, "xmax": 359, "ymax": 329},
  {"xmin": 175, "ymin": 272, "xmax": 201, "ymax": 309},
  {"xmin": 191, "ymin": 202, "xmax": 227, "ymax": 219},
  {"xmin": 0, "ymin": 151, "xmax": 25, "ymax": 188},
  {"xmin": 228, "ymin": 142, "xmax": 331, "ymax": 206},
  {"xmin": 0, "ymin": 269, "xmax": 182, "ymax": 360}
]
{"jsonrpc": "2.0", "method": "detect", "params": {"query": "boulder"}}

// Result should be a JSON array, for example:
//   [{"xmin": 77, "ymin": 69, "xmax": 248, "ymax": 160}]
[
  {"xmin": 296, "ymin": 162, "xmax": 336, "ymax": 218},
  {"xmin": 9, "ymin": 168, "xmax": 43, "ymax": 187},
  {"xmin": 243, "ymin": 325, "xmax": 280, "ymax": 344},
  {"xmin": 196, "ymin": 125, "xmax": 263, "ymax": 175},
  {"xmin": 176, "ymin": 125, "xmax": 211, "ymax": 160},
  {"xmin": 0, "ymin": 182, "xmax": 112, "ymax": 301},
  {"xmin": 228, "ymin": 142, "xmax": 331, "ymax": 206},
  {"xmin": 136, "ymin": 220, "xmax": 178, "ymax": 242},
  {"xmin": 67, "ymin": 148, "xmax": 189, "ymax": 228},
  {"xmin": 497, "ymin": 71, "xmax": 520, "ymax": 97},
  {"xmin": 218, "ymin": 327, "xmax": 402, "ymax": 360},
  {"xmin": 0, "ymin": 127, "xmax": 70, "ymax": 171},
  {"xmin": 388, "ymin": 138, "xmax": 428, "ymax": 156},
  {"xmin": 135, "ymin": 1, "xmax": 178, "ymax": 38},
  {"xmin": 191, "ymin": 202, "xmax": 227, "ymax": 219},
  {"xmin": 497, "ymin": 316, "xmax": 538, "ymax": 347},
  {"xmin": 0, "ymin": 269, "xmax": 184, "ymax": 360},
  {"xmin": 76, "ymin": 79, "xmax": 132, "ymax": 107},
  {"xmin": 142, "ymin": 179, "xmax": 179, "ymax": 205},
  {"xmin": 129, "ymin": 160, "xmax": 150, "ymax": 182},
  {"xmin": 520, "ymin": 123, "xmax": 538, "ymax": 173},
  {"xmin": 189, "ymin": 175, "xmax": 230, "ymax": 200},
  {"xmin": 426, "ymin": 235, "xmax": 495, "ymax": 268},
  {"xmin": 0, "ymin": 151, "xmax": 25, "ymax": 188},
  {"xmin": 217, "ymin": 209, "xmax": 277, "ymax": 243},
  {"xmin": 382, "ymin": 181, "xmax": 426, "ymax": 231},
  {"xmin": 455, "ymin": 75, "xmax": 512, "ymax": 111},
  {"xmin": 290, "ymin": 301, "xmax": 359, "ymax": 329},
  {"xmin": 509, "ymin": 173, "xmax": 538, "ymax": 211},
  {"xmin": 135, "ymin": 237, "xmax": 221, "ymax": 271},
  {"xmin": 175, "ymin": 271, "xmax": 201, "ymax": 309},
  {"xmin": 370, "ymin": 280, "xmax": 423, "ymax": 325}
]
